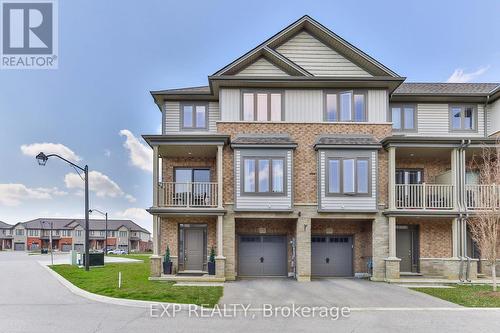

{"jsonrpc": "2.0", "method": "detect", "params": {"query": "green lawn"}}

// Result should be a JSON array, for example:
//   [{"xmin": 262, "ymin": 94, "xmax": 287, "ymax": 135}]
[
  {"xmin": 50, "ymin": 254, "xmax": 223, "ymax": 307},
  {"xmin": 412, "ymin": 285, "xmax": 500, "ymax": 307}
]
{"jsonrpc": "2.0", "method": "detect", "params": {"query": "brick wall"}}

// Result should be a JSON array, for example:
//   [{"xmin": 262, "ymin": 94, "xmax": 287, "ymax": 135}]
[
  {"xmin": 217, "ymin": 122, "xmax": 392, "ymax": 206},
  {"xmin": 159, "ymin": 216, "xmax": 216, "ymax": 257},
  {"xmin": 162, "ymin": 157, "xmax": 216, "ymax": 182},
  {"xmin": 396, "ymin": 155, "xmax": 451, "ymax": 183},
  {"xmin": 311, "ymin": 219, "xmax": 372, "ymax": 273},
  {"xmin": 397, "ymin": 217, "xmax": 452, "ymax": 258}
]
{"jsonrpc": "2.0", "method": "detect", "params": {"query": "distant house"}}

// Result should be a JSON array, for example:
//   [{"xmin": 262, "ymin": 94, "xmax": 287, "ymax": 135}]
[{"xmin": 0, "ymin": 218, "xmax": 151, "ymax": 252}]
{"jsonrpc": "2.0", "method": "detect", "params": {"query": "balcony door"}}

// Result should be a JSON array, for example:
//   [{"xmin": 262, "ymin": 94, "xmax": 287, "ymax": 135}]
[
  {"xmin": 174, "ymin": 168, "xmax": 211, "ymax": 206},
  {"xmin": 396, "ymin": 169, "xmax": 423, "ymax": 185}
]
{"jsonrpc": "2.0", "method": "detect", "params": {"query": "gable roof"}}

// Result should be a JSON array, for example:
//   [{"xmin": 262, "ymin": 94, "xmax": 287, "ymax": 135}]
[
  {"xmin": 213, "ymin": 15, "xmax": 400, "ymax": 78},
  {"xmin": 0, "ymin": 221, "xmax": 12, "ymax": 229}
]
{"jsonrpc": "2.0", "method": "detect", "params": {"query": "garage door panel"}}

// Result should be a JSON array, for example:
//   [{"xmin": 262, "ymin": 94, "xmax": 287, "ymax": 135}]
[
  {"xmin": 262, "ymin": 236, "xmax": 287, "ymax": 276},
  {"xmin": 330, "ymin": 237, "xmax": 353, "ymax": 277},
  {"xmin": 239, "ymin": 236, "xmax": 262, "ymax": 276},
  {"xmin": 238, "ymin": 235, "xmax": 287, "ymax": 277},
  {"xmin": 311, "ymin": 237, "xmax": 331, "ymax": 276},
  {"xmin": 311, "ymin": 235, "xmax": 353, "ymax": 277},
  {"xmin": 14, "ymin": 243, "xmax": 25, "ymax": 251}
]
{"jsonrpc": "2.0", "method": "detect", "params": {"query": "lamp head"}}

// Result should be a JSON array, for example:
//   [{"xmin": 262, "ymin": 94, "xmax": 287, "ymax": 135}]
[{"xmin": 36, "ymin": 152, "xmax": 48, "ymax": 166}]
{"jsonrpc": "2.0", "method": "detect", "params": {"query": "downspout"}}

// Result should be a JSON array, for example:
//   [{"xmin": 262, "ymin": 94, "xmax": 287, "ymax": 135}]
[
  {"xmin": 458, "ymin": 139, "xmax": 472, "ymax": 282},
  {"xmin": 484, "ymin": 95, "xmax": 490, "ymax": 137}
]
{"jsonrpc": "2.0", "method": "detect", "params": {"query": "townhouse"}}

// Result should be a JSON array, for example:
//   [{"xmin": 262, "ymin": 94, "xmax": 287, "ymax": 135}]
[
  {"xmin": 0, "ymin": 218, "xmax": 151, "ymax": 253},
  {"xmin": 144, "ymin": 16, "xmax": 500, "ymax": 282},
  {"xmin": 0, "ymin": 221, "xmax": 13, "ymax": 250}
]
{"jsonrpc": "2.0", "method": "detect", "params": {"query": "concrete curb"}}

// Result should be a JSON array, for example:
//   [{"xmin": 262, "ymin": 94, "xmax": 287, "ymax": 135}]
[{"xmin": 40, "ymin": 262, "xmax": 201, "ymax": 310}]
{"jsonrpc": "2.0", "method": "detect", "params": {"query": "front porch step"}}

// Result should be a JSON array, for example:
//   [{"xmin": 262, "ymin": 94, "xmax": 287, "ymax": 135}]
[
  {"xmin": 149, "ymin": 274, "xmax": 225, "ymax": 283},
  {"xmin": 176, "ymin": 270, "xmax": 207, "ymax": 276}
]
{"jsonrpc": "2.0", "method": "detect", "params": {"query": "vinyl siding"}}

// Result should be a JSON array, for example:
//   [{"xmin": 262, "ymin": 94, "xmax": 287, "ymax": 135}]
[
  {"xmin": 319, "ymin": 151, "xmax": 377, "ymax": 211},
  {"xmin": 275, "ymin": 31, "xmax": 371, "ymax": 77},
  {"xmin": 220, "ymin": 88, "xmax": 388, "ymax": 123},
  {"xmin": 235, "ymin": 57, "xmax": 289, "ymax": 76},
  {"xmin": 164, "ymin": 101, "xmax": 219, "ymax": 133},
  {"xmin": 487, "ymin": 99, "xmax": 500, "ymax": 136},
  {"xmin": 220, "ymin": 89, "xmax": 240, "ymax": 121},
  {"xmin": 235, "ymin": 150, "xmax": 293, "ymax": 210},
  {"xmin": 394, "ymin": 103, "xmax": 485, "ymax": 137},
  {"xmin": 367, "ymin": 90, "xmax": 388, "ymax": 122},
  {"xmin": 284, "ymin": 90, "xmax": 323, "ymax": 122}
]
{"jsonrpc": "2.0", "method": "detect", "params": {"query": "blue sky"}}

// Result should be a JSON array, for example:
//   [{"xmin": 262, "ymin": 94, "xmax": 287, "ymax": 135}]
[{"xmin": 1, "ymin": 0, "xmax": 499, "ymax": 231}]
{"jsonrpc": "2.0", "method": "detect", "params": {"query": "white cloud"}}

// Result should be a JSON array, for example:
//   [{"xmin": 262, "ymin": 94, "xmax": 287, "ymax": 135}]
[
  {"xmin": 115, "ymin": 207, "xmax": 152, "ymax": 232},
  {"xmin": 64, "ymin": 170, "xmax": 134, "ymax": 202},
  {"xmin": 104, "ymin": 149, "xmax": 111, "ymax": 158},
  {"xmin": 0, "ymin": 184, "xmax": 67, "ymax": 206},
  {"xmin": 21, "ymin": 142, "xmax": 81, "ymax": 162},
  {"xmin": 446, "ymin": 66, "xmax": 489, "ymax": 83},
  {"xmin": 119, "ymin": 129, "xmax": 152, "ymax": 172}
]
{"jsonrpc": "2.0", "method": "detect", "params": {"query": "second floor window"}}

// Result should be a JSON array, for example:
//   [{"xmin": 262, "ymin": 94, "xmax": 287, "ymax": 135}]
[
  {"xmin": 391, "ymin": 105, "xmax": 416, "ymax": 131},
  {"xmin": 15, "ymin": 229, "xmax": 24, "ymax": 236},
  {"xmin": 75, "ymin": 230, "xmax": 82, "ymax": 237},
  {"xmin": 181, "ymin": 103, "xmax": 207, "ymax": 130},
  {"xmin": 325, "ymin": 90, "xmax": 366, "ymax": 122},
  {"xmin": 450, "ymin": 105, "xmax": 475, "ymax": 131},
  {"xmin": 28, "ymin": 229, "xmax": 39, "ymax": 236},
  {"xmin": 119, "ymin": 231, "xmax": 127, "ymax": 238},
  {"xmin": 243, "ymin": 158, "xmax": 285, "ymax": 194},
  {"xmin": 328, "ymin": 157, "xmax": 370, "ymax": 195},
  {"xmin": 242, "ymin": 91, "xmax": 283, "ymax": 121}
]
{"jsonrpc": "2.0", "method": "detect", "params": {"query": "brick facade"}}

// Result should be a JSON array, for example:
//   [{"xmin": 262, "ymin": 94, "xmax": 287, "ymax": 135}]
[
  {"xmin": 162, "ymin": 157, "xmax": 216, "ymax": 182},
  {"xmin": 396, "ymin": 217, "xmax": 453, "ymax": 258},
  {"xmin": 159, "ymin": 216, "xmax": 217, "ymax": 257},
  {"xmin": 216, "ymin": 122, "xmax": 392, "ymax": 206}
]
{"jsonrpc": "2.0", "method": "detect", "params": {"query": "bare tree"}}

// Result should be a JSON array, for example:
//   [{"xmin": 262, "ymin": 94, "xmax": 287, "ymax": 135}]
[{"xmin": 467, "ymin": 140, "xmax": 500, "ymax": 291}]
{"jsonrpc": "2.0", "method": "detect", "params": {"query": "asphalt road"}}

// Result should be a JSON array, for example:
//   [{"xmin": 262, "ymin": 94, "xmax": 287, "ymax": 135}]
[{"xmin": 1, "ymin": 251, "xmax": 499, "ymax": 333}]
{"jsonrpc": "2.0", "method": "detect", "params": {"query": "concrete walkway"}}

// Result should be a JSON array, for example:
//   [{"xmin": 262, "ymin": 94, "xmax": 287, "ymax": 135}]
[{"xmin": 2, "ymin": 251, "xmax": 500, "ymax": 333}]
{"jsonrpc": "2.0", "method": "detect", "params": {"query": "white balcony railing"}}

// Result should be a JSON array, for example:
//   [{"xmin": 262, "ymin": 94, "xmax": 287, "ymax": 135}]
[
  {"xmin": 465, "ymin": 184, "xmax": 500, "ymax": 210},
  {"xmin": 395, "ymin": 183, "xmax": 454, "ymax": 210},
  {"xmin": 158, "ymin": 182, "xmax": 218, "ymax": 208}
]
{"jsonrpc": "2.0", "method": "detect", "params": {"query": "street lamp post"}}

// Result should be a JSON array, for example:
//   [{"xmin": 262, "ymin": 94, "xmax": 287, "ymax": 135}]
[
  {"xmin": 89, "ymin": 209, "xmax": 107, "ymax": 254},
  {"xmin": 41, "ymin": 221, "xmax": 54, "ymax": 266},
  {"xmin": 36, "ymin": 152, "xmax": 90, "ymax": 271}
]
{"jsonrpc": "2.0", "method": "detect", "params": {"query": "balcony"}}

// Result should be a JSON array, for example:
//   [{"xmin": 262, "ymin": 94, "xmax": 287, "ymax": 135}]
[
  {"xmin": 158, "ymin": 182, "xmax": 219, "ymax": 208},
  {"xmin": 394, "ymin": 183, "xmax": 454, "ymax": 210},
  {"xmin": 465, "ymin": 184, "xmax": 500, "ymax": 210}
]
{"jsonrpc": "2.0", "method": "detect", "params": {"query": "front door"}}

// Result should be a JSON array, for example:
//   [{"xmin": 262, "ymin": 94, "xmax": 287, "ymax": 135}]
[
  {"xmin": 184, "ymin": 229, "xmax": 204, "ymax": 271},
  {"xmin": 396, "ymin": 225, "xmax": 419, "ymax": 273}
]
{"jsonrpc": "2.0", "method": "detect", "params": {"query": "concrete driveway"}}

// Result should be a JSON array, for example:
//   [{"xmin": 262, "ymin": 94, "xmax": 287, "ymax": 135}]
[
  {"xmin": 1, "ymin": 251, "xmax": 500, "ymax": 333},
  {"xmin": 220, "ymin": 278, "xmax": 458, "ymax": 308}
]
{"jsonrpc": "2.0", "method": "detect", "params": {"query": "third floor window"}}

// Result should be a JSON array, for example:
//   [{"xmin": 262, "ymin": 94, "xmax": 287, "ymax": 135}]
[
  {"xmin": 391, "ymin": 104, "xmax": 416, "ymax": 131},
  {"xmin": 450, "ymin": 105, "xmax": 475, "ymax": 131},
  {"xmin": 324, "ymin": 90, "xmax": 366, "ymax": 122},
  {"xmin": 242, "ymin": 91, "xmax": 283, "ymax": 121},
  {"xmin": 181, "ymin": 102, "xmax": 208, "ymax": 130}
]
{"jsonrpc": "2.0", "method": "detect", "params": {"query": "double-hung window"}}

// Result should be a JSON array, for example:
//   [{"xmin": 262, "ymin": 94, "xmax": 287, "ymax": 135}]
[
  {"xmin": 450, "ymin": 105, "xmax": 476, "ymax": 131},
  {"xmin": 391, "ymin": 104, "xmax": 416, "ymax": 131},
  {"xmin": 119, "ymin": 231, "xmax": 127, "ymax": 238},
  {"xmin": 181, "ymin": 102, "xmax": 208, "ymax": 130},
  {"xmin": 328, "ymin": 157, "xmax": 370, "ymax": 195},
  {"xmin": 243, "ymin": 157, "xmax": 285, "ymax": 194},
  {"xmin": 242, "ymin": 91, "xmax": 283, "ymax": 121},
  {"xmin": 325, "ymin": 90, "xmax": 366, "ymax": 122}
]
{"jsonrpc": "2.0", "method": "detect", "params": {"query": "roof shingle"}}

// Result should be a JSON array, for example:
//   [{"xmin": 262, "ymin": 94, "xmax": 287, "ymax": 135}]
[{"xmin": 394, "ymin": 83, "xmax": 499, "ymax": 95}]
